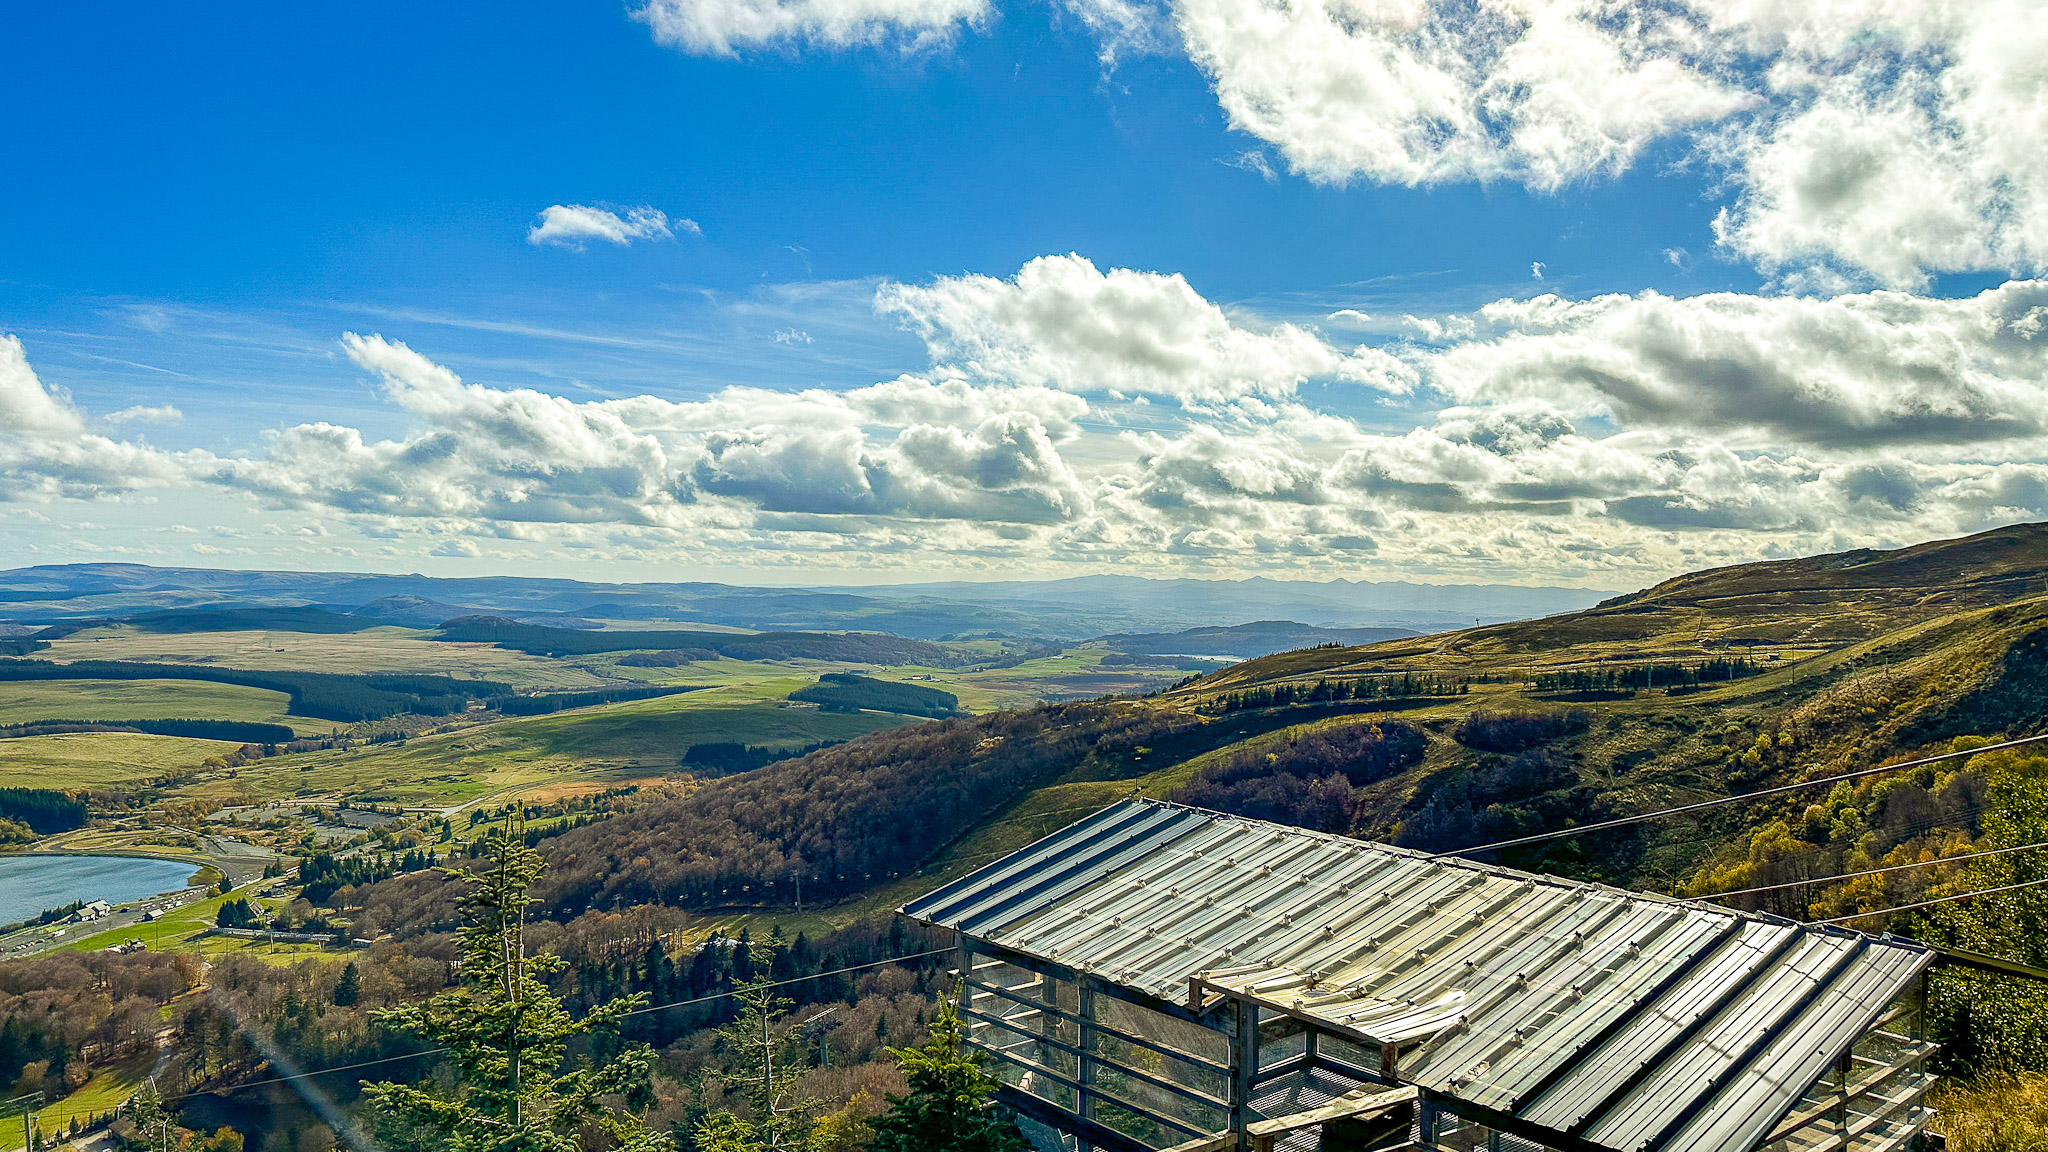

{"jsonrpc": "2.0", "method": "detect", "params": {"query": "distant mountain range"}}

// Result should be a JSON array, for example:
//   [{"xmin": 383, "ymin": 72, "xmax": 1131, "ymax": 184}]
[{"xmin": 0, "ymin": 563, "xmax": 1617, "ymax": 642}]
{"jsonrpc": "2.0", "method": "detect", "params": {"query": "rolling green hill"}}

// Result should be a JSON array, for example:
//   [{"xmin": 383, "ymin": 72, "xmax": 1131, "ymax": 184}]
[{"xmin": 532, "ymin": 521, "xmax": 2048, "ymax": 922}]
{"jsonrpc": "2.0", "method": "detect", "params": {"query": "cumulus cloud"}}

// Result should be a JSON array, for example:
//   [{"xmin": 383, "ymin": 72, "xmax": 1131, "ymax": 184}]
[
  {"xmin": 1708, "ymin": 0, "xmax": 2048, "ymax": 286},
  {"xmin": 1151, "ymin": 0, "xmax": 2047, "ymax": 285},
  {"xmin": 206, "ymin": 332, "xmax": 1094, "ymax": 531},
  {"xmin": 877, "ymin": 254, "xmax": 1418, "ymax": 402},
  {"xmin": 527, "ymin": 204, "xmax": 689, "ymax": 250},
  {"xmin": 0, "ymin": 337, "xmax": 194, "ymax": 500},
  {"xmin": 634, "ymin": 0, "xmax": 987, "ymax": 54},
  {"xmin": 1174, "ymin": 0, "xmax": 1747, "ymax": 190},
  {"xmin": 1432, "ymin": 281, "xmax": 2048, "ymax": 447},
  {"xmin": 13, "ymin": 255, "xmax": 2048, "ymax": 582}
]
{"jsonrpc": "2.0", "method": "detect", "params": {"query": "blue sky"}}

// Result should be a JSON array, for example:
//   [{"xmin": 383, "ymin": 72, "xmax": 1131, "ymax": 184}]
[{"xmin": 3, "ymin": 0, "xmax": 2045, "ymax": 587}]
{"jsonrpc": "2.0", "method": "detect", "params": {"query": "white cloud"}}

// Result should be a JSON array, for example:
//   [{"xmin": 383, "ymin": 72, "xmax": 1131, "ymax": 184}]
[
  {"xmin": 1058, "ymin": 0, "xmax": 1168, "ymax": 62},
  {"xmin": 105, "ymin": 404, "xmax": 184, "ymax": 425},
  {"xmin": 0, "ymin": 336, "xmax": 194, "ymax": 500},
  {"xmin": 634, "ymin": 0, "xmax": 986, "ymax": 55},
  {"xmin": 1174, "ymin": 0, "xmax": 1747, "ymax": 190},
  {"xmin": 877, "ymin": 253, "xmax": 1418, "ymax": 402},
  {"xmin": 206, "ymin": 332, "xmax": 1094, "ymax": 531},
  {"xmin": 1147, "ymin": 0, "xmax": 2048, "ymax": 285},
  {"xmin": 1432, "ymin": 281, "xmax": 2048, "ymax": 447},
  {"xmin": 14, "ymin": 257, "xmax": 2048, "ymax": 583},
  {"xmin": 1709, "ymin": 0, "xmax": 2048, "ymax": 286},
  {"xmin": 527, "ymin": 204, "xmax": 690, "ymax": 250}
]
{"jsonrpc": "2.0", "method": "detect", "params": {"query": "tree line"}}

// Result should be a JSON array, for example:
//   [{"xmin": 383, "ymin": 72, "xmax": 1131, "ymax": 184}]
[
  {"xmin": 1203, "ymin": 673, "xmax": 1470, "ymax": 714},
  {"xmin": 1528, "ymin": 657, "xmax": 1762, "ymax": 694},
  {"xmin": 0, "ymin": 717, "xmax": 296, "ymax": 743},
  {"xmin": 0, "ymin": 658, "xmax": 512, "ymax": 721},
  {"xmin": 0, "ymin": 786, "xmax": 88, "ymax": 833},
  {"xmin": 789, "ymin": 673, "xmax": 959, "ymax": 718}
]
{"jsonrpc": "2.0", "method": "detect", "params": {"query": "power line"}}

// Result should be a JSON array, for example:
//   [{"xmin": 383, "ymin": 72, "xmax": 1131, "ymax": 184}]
[
  {"xmin": 617, "ymin": 947, "xmax": 950, "ymax": 1019},
  {"xmin": 1435, "ymin": 731, "xmax": 2048, "ymax": 858},
  {"xmin": 1634, "ymin": 795, "xmax": 1995, "ymax": 893},
  {"xmin": 126, "ymin": 946, "xmax": 953, "ymax": 1110},
  {"xmin": 1699, "ymin": 838, "xmax": 2048, "ymax": 902},
  {"xmin": 1813, "ymin": 875, "xmax": 2048, "ymax": 926}
]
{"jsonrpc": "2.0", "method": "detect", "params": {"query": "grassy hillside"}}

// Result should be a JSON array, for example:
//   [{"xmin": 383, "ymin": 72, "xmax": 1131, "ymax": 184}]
[
  {"xmin": 39, "ymin": 625, "xmax": 606, "ymax": 687},
  {"xmin": 529, "ymin": 522, "xmax": 2048, "ymax": 929},
  {"xmin": 0, "ymin": 731, "xmax": 244, "ymax": 790},
  {"xmin": 0, "ymin": 678, "xmax": 313, "ymax": 732},
  {"xmin": 158, "ymin": 685, "xmax": 921, "ymax": 809}
]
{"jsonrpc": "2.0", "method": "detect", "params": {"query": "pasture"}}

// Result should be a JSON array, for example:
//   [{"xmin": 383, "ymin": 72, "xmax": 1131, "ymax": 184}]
[
  {"xmin": 0, "ymin": 731, "xmax": 243, "ymax": 790},
  {"xmin": 0, "ymin": 677, "xmax": 319, "ymax": 734},
  {"xmin": 167, "ymin": 684, "xmax": 924, "ymax": 808},
  {"xmin": 41, "ymin": 625, "xmax": 608, "ymax": 688}
]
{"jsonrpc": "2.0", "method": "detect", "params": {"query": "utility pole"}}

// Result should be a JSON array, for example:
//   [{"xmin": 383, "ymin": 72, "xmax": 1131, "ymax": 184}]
[{"xmin": 3, "ymin": 1092, "xmax": 45, "ymax": 1152}]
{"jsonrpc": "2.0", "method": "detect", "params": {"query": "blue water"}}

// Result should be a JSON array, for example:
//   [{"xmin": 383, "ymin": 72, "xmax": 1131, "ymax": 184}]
[{"xmin": 0, "ymin": 854, "xmax": 202, "ymax": 925}]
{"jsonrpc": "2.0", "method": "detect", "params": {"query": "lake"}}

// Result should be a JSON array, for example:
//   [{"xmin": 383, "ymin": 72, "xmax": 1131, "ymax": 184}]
[{"xmin": 0, "ymin": 854, "xmax": 203, "ymax": 926}]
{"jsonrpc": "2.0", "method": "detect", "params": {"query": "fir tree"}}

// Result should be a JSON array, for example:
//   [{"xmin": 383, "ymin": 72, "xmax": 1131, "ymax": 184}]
[
  {"xmin": 361, "ymin": 815, "xmax": 672, "ymax": 1152},
  {"xmin": 126, "ymin": 1082, "xmax": 176, "ymax": 1152},
  {"xmin": 332, "ymin": 961, "xmax": 361, "ymax": 1007},
  {"xmin": 869, "ymin": 997, "xmax": 1025, "ymax": 1152},
  {"xmin": 693, "ymin": 968, "xmax": 822, "ymax": 1151}
]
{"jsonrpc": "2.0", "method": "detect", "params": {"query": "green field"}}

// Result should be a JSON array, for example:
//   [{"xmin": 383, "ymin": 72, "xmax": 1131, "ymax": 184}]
[
  {"xmin": 0, "ymin": 1049, "xmax": 155, "ymax": 1150},
  {"xmin": 0, "ymin": 677, "xmax": 322, "ymax": 734},
  {"xmin": 168, "ymin": 684, "xmax": 923, "ymax": 808},
  {"xmin": 41, "ymin": 625, "xmax": 610, "ymax": 688},
  {"xmin": 0, "ymin": 731, "xmax": 244, "ymax": 790}
]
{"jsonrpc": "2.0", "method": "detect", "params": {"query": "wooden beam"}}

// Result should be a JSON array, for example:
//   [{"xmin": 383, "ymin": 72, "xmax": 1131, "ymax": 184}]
[{"xmin": 1245, "ymin": 1084, "xmax": 1418, "ymax": 1152}]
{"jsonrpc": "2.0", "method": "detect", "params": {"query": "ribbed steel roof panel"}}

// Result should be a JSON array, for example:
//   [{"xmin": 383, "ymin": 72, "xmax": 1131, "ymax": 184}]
[{"xmin": 899, "ymin": 799, "xmax": 1933, "ymax": 1152}]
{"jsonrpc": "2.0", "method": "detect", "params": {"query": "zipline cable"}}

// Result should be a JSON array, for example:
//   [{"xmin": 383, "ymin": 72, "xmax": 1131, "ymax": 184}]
[
  {"xmin": 124, "ymin": 945, "xmax": 955, "ymax": 1112},
  {"xmin": 1701, "ymin": 837, "xmax": 2048, "ymax": 901},
  {"xmin": 1813, "ymin": 875, "xmax": 2048, "ymax": 926},
  {"xmin": 1434, "ymin": 731, "xmax": 2048, "ymax": 858}
]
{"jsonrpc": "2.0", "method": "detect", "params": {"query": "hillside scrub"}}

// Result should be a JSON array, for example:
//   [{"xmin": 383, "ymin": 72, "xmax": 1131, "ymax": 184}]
[
  {"xmin": 1453, "ymin": 709, "xmax": 1589, "ymax": 753},
  {"xmin": 1178, "ymin": 719, "xmax": 1427, "ymax": 832},
  {"xmin": 1395, "ymin": 748, "xmax": 1596, "ymax": 854},
  {"xmin": 536, "ymin": 701, "xmax": 1199, "ymax": 914}
]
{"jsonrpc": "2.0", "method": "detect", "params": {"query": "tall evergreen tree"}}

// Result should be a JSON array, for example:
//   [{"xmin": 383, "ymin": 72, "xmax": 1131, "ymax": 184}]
[
  {"xmin": 361, "ymin": 816, "xmax": 672, "ymax": 1152},
  {"xmin": 331, "ymin": 961, "xmax": 361, "ymax": 1007},
  {"xmin": 870, "ymin": 997, "xmax": 1025, "ymax": 1152},
  {"xmin": 692, "ymin": 968, "xmax": 822, "ymax": 1151}
]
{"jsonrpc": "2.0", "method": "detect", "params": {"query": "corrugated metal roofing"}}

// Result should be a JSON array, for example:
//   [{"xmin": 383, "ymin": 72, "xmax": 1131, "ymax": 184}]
[{"xmin": 901, "ymin": 798, "xmax": 1934, "ymax": 1152}]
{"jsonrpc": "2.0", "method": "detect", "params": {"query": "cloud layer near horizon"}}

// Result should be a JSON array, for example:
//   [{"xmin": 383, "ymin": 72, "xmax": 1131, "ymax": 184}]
[{"xmin": 7, "ymin": 258, "xmax": 2047, "ymax": 581}]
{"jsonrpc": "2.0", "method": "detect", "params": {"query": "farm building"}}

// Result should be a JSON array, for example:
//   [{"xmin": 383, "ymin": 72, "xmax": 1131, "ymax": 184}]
[{"xmin": 901, "ymin": 799, "xmax": 1937, "ymax": 1152}]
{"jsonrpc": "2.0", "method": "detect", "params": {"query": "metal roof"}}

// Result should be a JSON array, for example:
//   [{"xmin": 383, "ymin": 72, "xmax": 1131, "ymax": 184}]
[{"xmin": 901, "ymin": 799, "xmax": 1933, "ymax": 1152}]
